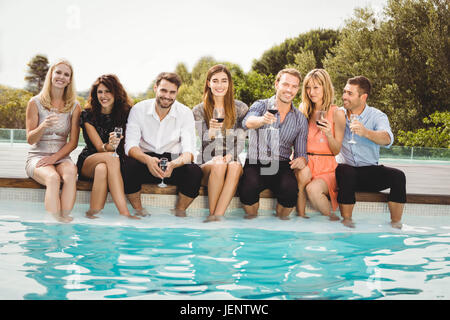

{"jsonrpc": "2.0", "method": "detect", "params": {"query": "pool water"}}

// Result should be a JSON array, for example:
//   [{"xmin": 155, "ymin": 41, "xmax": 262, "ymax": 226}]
[{"xmin": 1, "ymin": 200, "xmax": 449, "ymax": 300}]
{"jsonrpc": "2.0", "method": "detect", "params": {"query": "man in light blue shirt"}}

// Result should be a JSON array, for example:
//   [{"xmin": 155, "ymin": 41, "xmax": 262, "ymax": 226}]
[{"xmin": 336, "ymin": 76, "xmax": 406, "ymax": 229}]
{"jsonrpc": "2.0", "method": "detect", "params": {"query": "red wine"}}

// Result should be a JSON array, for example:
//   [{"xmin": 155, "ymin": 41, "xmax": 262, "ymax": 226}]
[
  {"xmin": 216, "ymin": 118, "xmax": 224, "ymax": 123},
  {"xmin": 268, "ymin": 109, "xmax": 278, "ymax": 115},
  {"xmin": 316, "ymin": 121, "xmax": 325, "ymax": 127}
]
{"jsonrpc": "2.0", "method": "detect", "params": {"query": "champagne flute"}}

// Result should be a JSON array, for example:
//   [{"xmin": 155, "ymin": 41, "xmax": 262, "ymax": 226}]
[
  {"xmin": 48, "ymin": 107, "xmax": 59, "ymax": 152},
  {"xmin": 112, "ymin": 127, "xmax": 123, "ymax": 157},
  {"xmin": 267, "ymin": 101, "xmax": 278, "ymax": 130},
  {"xmin": 49, "ymin": 107, "xmax": 59, "ymax": 137},
  {"xmin": 213, "ymin": 107, "xmax": 225, "ymax": 138},
  {"xmin": 158, "ymin": 157, "xmax": 168, "ymax": 188},
  {"xmin": 315, "ymin": 110, "xmax": 327, "ymax": 142},
  {"xmin": 348, "ymin": 114, "xmax": 358, "ymax": 144}
]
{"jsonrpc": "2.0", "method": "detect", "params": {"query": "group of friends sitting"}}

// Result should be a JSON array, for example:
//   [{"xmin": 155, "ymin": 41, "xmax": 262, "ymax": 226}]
[{"xmin": 25, "ymin": 59, "xmax": 406, "ymax": 229}]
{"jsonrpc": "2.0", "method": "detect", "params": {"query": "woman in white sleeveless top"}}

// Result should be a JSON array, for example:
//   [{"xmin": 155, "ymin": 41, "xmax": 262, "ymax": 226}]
[{"xmin": 25, "ymin": 59, "xmax": 81, "ymax": 222}]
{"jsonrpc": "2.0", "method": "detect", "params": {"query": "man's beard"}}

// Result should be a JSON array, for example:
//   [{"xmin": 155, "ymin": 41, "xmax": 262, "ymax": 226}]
[{"xmin": 156, "ymin": 96, "xmax": 175, "ymax": 109}]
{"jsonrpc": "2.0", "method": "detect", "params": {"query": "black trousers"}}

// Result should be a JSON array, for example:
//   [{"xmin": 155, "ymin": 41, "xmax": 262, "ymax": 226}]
[
  {"xmin": 121, "ymin": 152, "xmax": 203, "ymax": 199},
  {"xmin": 238, "ymin": 160, "xmax": 298, "ymax": 208},
  {"xmin": 335, "ymin": 163, "xmax": 406, "ymax": 204}
]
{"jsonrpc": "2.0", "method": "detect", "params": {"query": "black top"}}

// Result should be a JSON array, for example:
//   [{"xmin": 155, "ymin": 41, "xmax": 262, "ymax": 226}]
[{"xmin": 76, "ymin": 110, "xmax": 126, "ymax": 178}]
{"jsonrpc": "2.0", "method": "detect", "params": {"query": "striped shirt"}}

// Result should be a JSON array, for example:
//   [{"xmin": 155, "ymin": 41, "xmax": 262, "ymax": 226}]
[{"xmin": 242, "ymin": 96, "xmax": 308, "ymax": 162}]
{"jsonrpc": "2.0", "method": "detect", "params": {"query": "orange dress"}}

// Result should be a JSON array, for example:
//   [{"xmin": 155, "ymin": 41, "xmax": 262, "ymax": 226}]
[{"xmin": 306, "ymin": 105, "xmax": 338, "ymax": 211}]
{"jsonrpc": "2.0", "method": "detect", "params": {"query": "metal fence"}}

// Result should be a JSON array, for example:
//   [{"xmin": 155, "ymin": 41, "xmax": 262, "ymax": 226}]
[
  {"xmin": 0, "ymin": 128, "xmax": 86, "ymax": 146},
  {"xmin": 1, "ymin": 128, "xmax": 449, "ymax": 161}
]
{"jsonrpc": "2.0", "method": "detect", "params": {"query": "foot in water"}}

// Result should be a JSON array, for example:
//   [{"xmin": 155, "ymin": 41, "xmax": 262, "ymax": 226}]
[
  {"xmin": 134, "ymin": 208, "xmax": 150, "ymax": 217},
  {"xmin": 85, "ymin": 209, "xmax": 101, "ymax": 219},
  {"xmin": 342, "ymin": 218, "xmax": 355, "ymax": 228}
]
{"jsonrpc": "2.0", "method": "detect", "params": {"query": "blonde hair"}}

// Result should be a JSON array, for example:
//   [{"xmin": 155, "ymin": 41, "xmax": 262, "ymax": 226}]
[
  {"xmin": 300, "ymin": 69, "xmax": 334, "ymax": 120},
  {"xmin": 275, "ymin": 68, "xmax": 302, "ymax": 84},
  {"xmin": 39, "ymin": 59, "xmax": 77, "ymax": 113}
]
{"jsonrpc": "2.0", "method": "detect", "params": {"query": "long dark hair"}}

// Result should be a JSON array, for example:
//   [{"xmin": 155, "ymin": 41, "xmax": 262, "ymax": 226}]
[
  {"xmin": 203, "ymin": 64, "xmax": 236, "ymax": 129},
  {"xmin": 85, "ymin": 74, "xmax": 133, "ymax": 126}
]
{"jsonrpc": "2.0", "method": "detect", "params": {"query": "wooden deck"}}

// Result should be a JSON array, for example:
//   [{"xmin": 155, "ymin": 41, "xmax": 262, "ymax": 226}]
[
  {"xmin": 1, "ymin": 143, "xmax": 449, "ymax": 206},
  {"xmin": 0, "ymin": 176, "xmax": 449, "ymax": 205}
]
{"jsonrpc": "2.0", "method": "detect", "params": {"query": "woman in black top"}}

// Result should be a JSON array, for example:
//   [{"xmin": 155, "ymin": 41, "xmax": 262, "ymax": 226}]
[{"xmin": 77, "ymin": 74, "xmax": 138, "ymax": 219}]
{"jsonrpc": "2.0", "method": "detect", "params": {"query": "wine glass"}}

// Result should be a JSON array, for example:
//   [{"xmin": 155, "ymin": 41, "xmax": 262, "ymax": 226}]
[
  {"xmin": 348, "ymin": 114, "xmax": 358, "ymax": 144},
  {"xmin": 112, "ymin": 127, "xmax": 123, "ymax": 157},
  {"xmin": 48, "ymin": 107, "xmax": 59, "ymax": 152},
  {"xmin": 49, "ymin": 107, "xmax": 59, "ymax": 138},
  {"xmin": 213, "ymin": 107, "xmax": 225, "ymax": 138},
  {"xmin": 267, "ymin": 101, "xmax": 278, "ymax": 130},
  {"xmin": 315, "ymin": 110, "xmax": 327, "ymax": 142},
  {"xmin": 158, "ymin": 157, "xmax": 168, "ymax": 188}
]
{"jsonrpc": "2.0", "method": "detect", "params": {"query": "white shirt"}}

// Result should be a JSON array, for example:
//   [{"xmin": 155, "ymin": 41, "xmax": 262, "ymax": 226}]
[{"xmin": 124, "ymin": 98, "xmax": 196, "ymax": 157}]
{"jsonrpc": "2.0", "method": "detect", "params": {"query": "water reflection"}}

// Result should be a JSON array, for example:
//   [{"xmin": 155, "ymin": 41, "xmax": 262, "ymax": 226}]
[{"xmin": 12, "ymin": 222, "xmax": 450, "ymax": 300}]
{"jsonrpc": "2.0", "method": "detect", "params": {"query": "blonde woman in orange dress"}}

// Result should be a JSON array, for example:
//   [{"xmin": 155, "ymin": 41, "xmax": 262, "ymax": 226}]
[{"xmin": 296, "ymin": 69, "xmax": 345, "ymax": 220}]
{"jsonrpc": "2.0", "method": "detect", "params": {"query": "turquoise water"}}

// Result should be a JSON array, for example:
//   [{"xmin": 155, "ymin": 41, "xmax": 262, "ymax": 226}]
[{"xmin": 1, "ymin": 218, "xmax": 449, "ymax": 300}]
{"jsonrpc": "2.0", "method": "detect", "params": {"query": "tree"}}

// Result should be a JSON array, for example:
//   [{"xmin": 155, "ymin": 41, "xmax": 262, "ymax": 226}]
[
  {"xmin": 285, "ymin": 49, "xmax": 317, "ymax": 79},
  {"xmin": 24, "ymin": 54, "xmax": 49, "ymax": 94},
  {"xmin": 323, "ymin": 1, "xmax": 450, "ymax": 139},
  {"xmin": 0, "ymin": 85, "xmax": 33, "ymax": 128},
  {"xmin": 397, "ymin": 111, "xmax": 450, "ymax": 148},
  {"xmin": 251, "ymin": 29, "xmax": 340, "ymax": 76},
  {"xmin": 385, "ymin": 0, "xmax": 450, "ymax": 120},
  {"xmin": 175, "ymin": 62, "xmax": 192, "ymax": 86},
  {"xmin": 233, "ymin": 71, "xmax": 275, "ymax": 106}
]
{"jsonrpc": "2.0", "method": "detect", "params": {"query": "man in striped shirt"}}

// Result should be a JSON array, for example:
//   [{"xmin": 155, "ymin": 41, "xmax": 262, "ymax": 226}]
[{"xmin": 238, "ymin": 68, "xmax": 309, "ymax": 219}]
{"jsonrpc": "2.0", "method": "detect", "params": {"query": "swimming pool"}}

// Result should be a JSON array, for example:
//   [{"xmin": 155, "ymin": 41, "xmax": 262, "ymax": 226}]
[{"xmin": 0, "ymin": 200, "xmax": 449, "ymax": 300}]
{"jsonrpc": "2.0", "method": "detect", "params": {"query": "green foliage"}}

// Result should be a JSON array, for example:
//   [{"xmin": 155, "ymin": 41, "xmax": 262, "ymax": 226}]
[
  {"xmin": 234, "ymin": 71, "xmax": 275, "ymax": 106},
  {"xmin": 24, "ymin": 54, "xmax": 49, "ymax": 94},
  {"xmin": 252, "ymin": 29, "xmax": 340, "ymax": 76},
  {"xmin": 1, "ymin": 1, "xmax": 448, "ymax": 149},
  {"xmin": 0, "ymin": 85, "xmax": 33, "ymax": 128},
  {"xmin": 397, "ymin": 111, "xmax": 450, "ymax": 148},
  {"xmin": 324, "ymin": 0, "xmax": 450, "ymax": 137},
  {"xmin": 285, "ymin": 49, "xmax": 317, "ymax": 80}
]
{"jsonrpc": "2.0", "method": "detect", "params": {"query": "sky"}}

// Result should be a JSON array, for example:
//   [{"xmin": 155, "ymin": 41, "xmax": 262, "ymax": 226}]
[{"xmin": 0, "ymin": 0, "xmax": 387, "ymax": 95}]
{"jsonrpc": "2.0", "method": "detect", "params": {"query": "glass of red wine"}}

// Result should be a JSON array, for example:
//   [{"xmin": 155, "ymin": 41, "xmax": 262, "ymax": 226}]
[
  {"xmin": 267, "ymin": 101, "xmax": 278, "ymax": 130},
  {"xmin": 158, "ymin": 157, "xmax": 168, "ymax": 188},
  {"xmin": 213, "ymin": 107, "xmax": 225, "ymax": 138},
  {"xmin": 315, "ymin": 110, "xmax": 327, "ymax": 142}
]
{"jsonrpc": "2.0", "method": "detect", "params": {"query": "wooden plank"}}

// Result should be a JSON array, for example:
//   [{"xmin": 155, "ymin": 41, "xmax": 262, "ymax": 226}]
[{"xmin": 0, "ymin": 177, "xmax": 449, "ymax": 205}]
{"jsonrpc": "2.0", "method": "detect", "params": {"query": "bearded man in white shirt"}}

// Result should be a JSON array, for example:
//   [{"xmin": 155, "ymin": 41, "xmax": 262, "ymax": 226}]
[{"xmin": 122, "ymin": 72, "xmax": 202, "ymax": 217}]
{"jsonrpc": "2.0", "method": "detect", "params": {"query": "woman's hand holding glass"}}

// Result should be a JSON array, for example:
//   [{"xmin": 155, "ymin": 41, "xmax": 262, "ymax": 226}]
[
  {"xmin": 108, "ymin": 131, "xmax": 121, "ymax": 150},
  {"xmin": 111, "ymin": 127, "xmax": 123, "ymax": 157},
  {"xmin": 209, "ymin": 118, "xmax": 223, "ymax": 139}
]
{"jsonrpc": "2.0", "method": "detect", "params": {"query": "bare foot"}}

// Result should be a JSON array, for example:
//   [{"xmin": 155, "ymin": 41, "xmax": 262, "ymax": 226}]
[
  {"xmin": 391, "ymin": 221, "xmax": 402, "ymax": 229},
  {"xmin": 61, "ymin": 210, "xmax": 74, "ymax": 223},
  {"xmin": 85, "ymin": 209, "xmax": 101, "ymax": 219},
  {"xmin": 244, "ymin": 214, "xmax": 257, "ymax": 219},
  {"xmin": 329, "ymin": 213, "xmax": 340, "ymax": 221},
  {"xmin": 342, "ymin": 219, "xmax": 355, "ymax": 228},
  {"xmin": 297, "ymin": 213, "xmax": 310, "ymax": 219},
  {"xmin": 121, "ymin": 213, "xmax": 140, "ymax": 220},
  {"xmin": 134, "ymin": 208, "xmax": 150, "ymax": 217},
  {"xmin": 50, "ymin": 211, "xmax": 65, "ymax": 223},
  {"xmin": 203, "ymin": 215, "xmax": 220, "ymax": 223},
  {"xmin": 172, "ymin": 209, "xmax": 187, "ymax": 217}
]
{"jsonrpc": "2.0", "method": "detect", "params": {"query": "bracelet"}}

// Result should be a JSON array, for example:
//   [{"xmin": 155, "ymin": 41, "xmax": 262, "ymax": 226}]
[{"xmin": 102, "ymin": 143, "xmax": 108, "ymax": 152}]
